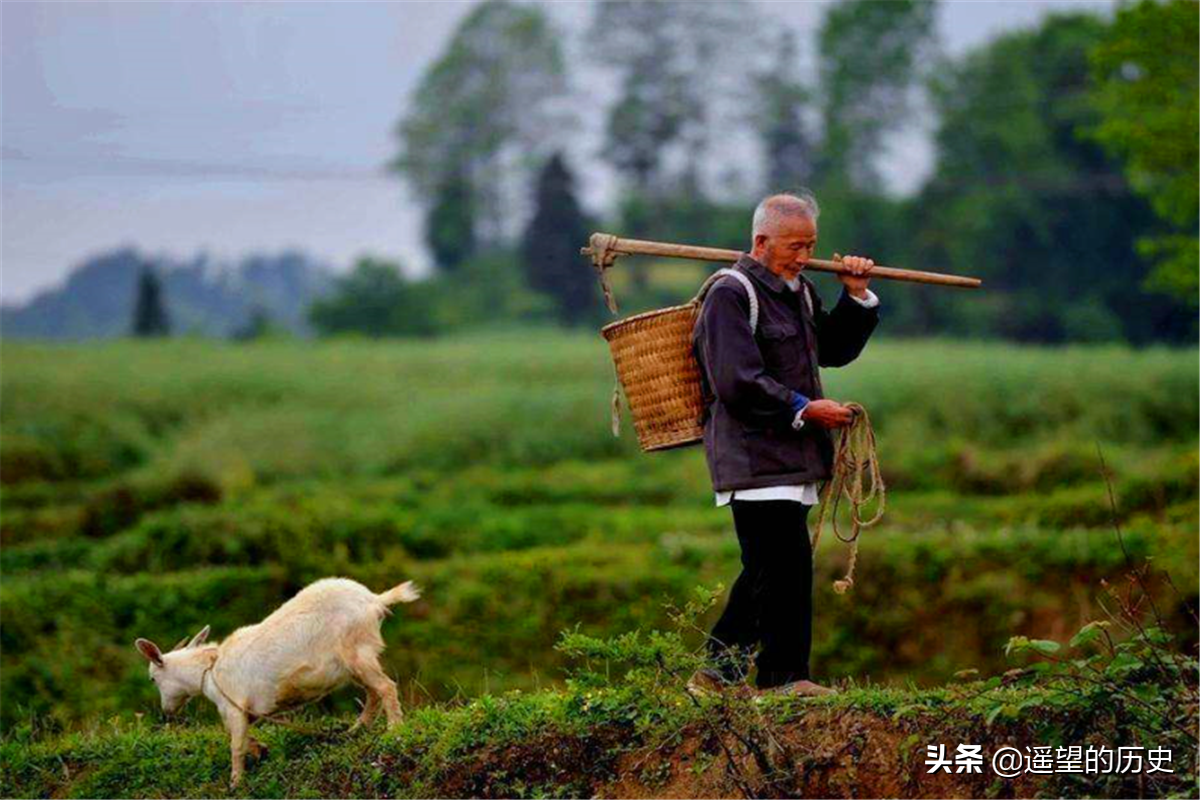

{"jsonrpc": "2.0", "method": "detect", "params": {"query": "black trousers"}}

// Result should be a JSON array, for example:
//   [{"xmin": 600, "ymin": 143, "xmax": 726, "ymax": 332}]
[{"xmin": 707, "ymin": 500, "xmax": 813, "ymax": 689}]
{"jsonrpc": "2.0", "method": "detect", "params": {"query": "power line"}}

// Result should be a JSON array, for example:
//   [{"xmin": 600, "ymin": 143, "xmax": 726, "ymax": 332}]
[
  {"xmin": 3, "ymin": 153, "xmax": 395, "ymax": 183},
  {"xmin": 3, "ymin": 150, "xmax": 1134, "ymax": 198}
]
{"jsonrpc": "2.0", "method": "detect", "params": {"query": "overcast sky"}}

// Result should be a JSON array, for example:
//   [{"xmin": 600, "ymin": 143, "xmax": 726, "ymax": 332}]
[{"xmin": 2, "ymin": 0, "xmax": 1111, "ymax": 304}]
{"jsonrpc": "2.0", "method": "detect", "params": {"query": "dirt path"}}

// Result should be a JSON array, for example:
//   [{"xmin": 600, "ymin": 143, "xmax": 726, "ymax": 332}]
[{"xmin": 596, "ymin": 706, "xmax": 1047, "ymax": 799}]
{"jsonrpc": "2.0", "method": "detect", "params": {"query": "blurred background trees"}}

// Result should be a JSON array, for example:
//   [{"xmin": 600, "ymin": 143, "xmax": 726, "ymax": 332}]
[
  {"xmin": 6, "ymin": 0, "xmax": 1193, "ymax": 343},
  {"xmin": 1088, "ymin": 0, "xmax": 1198, "ymax": 306},
  {"xmin": 521, "ymin": 153, "xmax": 599, "ymax": 326},
  {"xmin": 755, "ymin": 30, "xmax": 815, "ymax": 193},
  {"xmin": 918, "ymin": 12, "xmax": 1173, "ymax": 343},
  {"xmin": 3, "ymin": 249, "xmax": 334, "ymax": 340},
  {"xmin": 814, "ymin": 0, "xmax": 937, "ymax": 189},
  {"xmin": 382, "ymin": 0, "xmax": 1196, "ymax": 343},
  {"xmin": 392, "ymin": 0, "xmax": 573, "ymax": 265},
  {"xmin": 309, "ymin": 258, "xmax": 439, "ymax": 338},
  {"xmin": 131, "ymin": 267, "xmax": 171, "ymax": 338}
]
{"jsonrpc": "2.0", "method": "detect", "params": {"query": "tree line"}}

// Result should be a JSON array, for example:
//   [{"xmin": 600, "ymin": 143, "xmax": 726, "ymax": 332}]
[
  {"xmin": 152, "ymin": 0, "xmax": 1200, "ymax": 344},
  {"xmin": 0, "ymin": 248, "xmax": 332, "ymax": 341}
]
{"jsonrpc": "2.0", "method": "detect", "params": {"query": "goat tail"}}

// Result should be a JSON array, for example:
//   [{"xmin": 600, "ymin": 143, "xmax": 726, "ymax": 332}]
[{"xmin": 377, "ymin": 580, "xmax": 421, "ymax": 607}]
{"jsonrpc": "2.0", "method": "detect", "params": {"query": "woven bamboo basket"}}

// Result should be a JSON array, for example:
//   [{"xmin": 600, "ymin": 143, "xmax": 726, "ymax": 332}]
[
  {"xmin": 601, "ymin": 302, "xmax": 706, "ymax": 452},
  {"xmin": 601, "ymin": 269, "xmax": 754, "ymax": 453}
]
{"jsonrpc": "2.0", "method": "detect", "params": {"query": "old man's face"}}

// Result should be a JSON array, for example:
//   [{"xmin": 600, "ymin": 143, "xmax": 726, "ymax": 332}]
[{"xmin": 755, "ymin": 214, "xmax": 817, "ymax": 282}]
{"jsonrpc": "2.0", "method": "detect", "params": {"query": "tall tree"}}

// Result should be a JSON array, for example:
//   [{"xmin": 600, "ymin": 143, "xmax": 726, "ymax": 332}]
[
  {"xmin": 755, "ymin": 29, "xmax": 814, "ymax": 192},
  {"xmin": 589, "ymin": 1, "xmax": 756, "ymax": 293},
  {"xmin": 1088, "ymin": 0, "xmax": 1198, "ymax": 304},
  {"xmin": 588, "ymin": 1, "xmax": 757, "ymax": 197},
  {"xmin": 131, "ymin": 266, "xmax": 170, "ymax": 337},
  {"xmin": 425, "ymin": 169, "xmax": 477, "ymax": 273},
  {"xmin": 393, "ymin": 1, "xmax": 572, "ymax": 252},
  {"xmin": 918, "ymin": 12, "xmax": 1192, "ymax": 343},
  {"xmin": 521, "ymin": 154, "xmax": 595, "ymax": 325},
  {"xmin": 816, "ymin": 0, "xmax": 938, "ymax": 189}
]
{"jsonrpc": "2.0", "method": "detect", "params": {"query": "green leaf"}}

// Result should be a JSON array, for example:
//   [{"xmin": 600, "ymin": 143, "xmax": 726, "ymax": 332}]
[
  {"xmin": 1017, "ymin": 697, "xmax": 1045, "ymax": 712},
  {"xmin": 1028, "ymin": 639, "xmax": 1061, "ymax": 656},
  {"xmin": 1106, "ymin": 652, "xmax": 1144, "ymax": 677},
  {"xmin": 1141, "ymin": 627, "xmax": 1172, "ymax": 646},
  {"xmin": 1131, "ymin": 683, "xmax": 1160, "ymax": 703},
  {"xmin": 1005, "ymin": 636, "xmax": 1030, "ymax": 658},
  {"xmin": 1069, "ymin": 621, "xmax": 1109, "ymax": 649},
  {"xmin": 984, "ymin": 704, "xmax": 1011, "ymax": 727}
]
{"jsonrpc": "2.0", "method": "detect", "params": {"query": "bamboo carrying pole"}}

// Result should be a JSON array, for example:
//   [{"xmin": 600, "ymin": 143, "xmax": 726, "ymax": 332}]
[{"xmin": 581, "ymin": 232, "xmax": 982, "ymax": 291}]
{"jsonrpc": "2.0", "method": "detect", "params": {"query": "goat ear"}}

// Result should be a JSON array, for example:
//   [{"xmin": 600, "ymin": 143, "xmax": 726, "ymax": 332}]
[
  {"xmin": 135, "ymin": 638, "xmax": 165, "ymax": 666},
  {"xmin": 187, "ymin": 625, "xmax": 211, "ymax": 649}
]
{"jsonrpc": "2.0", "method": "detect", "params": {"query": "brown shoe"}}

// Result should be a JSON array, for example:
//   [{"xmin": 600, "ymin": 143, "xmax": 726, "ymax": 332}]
[
  {"xmin": 767, "ymin": 679, "xmax": 839, "ymax": 697},
  {"xmin": 686, "ymin": 669, "xmax": 732, "ymax": 697}
]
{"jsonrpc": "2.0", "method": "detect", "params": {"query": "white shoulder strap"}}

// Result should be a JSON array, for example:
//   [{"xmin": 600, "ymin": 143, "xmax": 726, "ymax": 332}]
[{"xmin": 713, "ymin": 268, "xmax": 759, "ymax": 332}]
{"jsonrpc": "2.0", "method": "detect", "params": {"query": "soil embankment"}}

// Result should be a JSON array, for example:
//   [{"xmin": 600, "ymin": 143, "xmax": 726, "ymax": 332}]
[{"xmin": 5, "ymin": 681, "xmax": 1190, "ymax": 799}]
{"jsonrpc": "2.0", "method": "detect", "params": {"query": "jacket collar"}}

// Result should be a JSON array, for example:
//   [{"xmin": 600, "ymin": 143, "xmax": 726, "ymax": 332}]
[{"xmin": 736, "ymin": 253, "xmax": 790, "ymax": 295}]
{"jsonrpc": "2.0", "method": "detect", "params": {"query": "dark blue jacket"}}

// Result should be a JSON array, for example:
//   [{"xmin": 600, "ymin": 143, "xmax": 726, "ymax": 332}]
[{"xmin": 692, "ymin": 254, "xmax": 879, "ymax": 491}]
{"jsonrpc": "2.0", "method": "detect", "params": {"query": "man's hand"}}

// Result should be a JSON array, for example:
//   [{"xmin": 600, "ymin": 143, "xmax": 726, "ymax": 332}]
[
  {"xmin": 802, "ymin": 399, "xmax": 856, "ymax": 429},
  {"xmin": 836, "ymin": 254, "xmax": 874, "ymax": 299}
]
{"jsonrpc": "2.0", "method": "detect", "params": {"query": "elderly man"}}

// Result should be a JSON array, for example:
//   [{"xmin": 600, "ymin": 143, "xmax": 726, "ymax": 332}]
[{"xmin": 690, "ymin": 191, "xmax": 879, "ymax": 697}]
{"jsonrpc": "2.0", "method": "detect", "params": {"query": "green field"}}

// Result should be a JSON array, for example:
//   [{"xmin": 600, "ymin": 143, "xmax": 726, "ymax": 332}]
[{"xmin": 1, "ymin": 333, "xmax": 1197, "ymax": 795}]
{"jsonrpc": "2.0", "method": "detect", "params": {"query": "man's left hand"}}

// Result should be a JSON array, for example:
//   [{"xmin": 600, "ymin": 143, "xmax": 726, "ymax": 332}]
[{"xmin": 836, "ymin": 254, "xmax": 874, "ymax": 299}]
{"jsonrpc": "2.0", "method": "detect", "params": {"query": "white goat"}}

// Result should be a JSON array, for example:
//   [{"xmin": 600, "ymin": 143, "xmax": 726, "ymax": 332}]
[{"xmin": 134, "ymin": 577, "xmax": 420, "ymax": 786}]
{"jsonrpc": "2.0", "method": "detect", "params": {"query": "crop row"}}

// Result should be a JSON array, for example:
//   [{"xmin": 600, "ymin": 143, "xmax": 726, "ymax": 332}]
[
  {"xmin": 4, "ymin": 440, "xmax": 1195, "ymax": 556},
  {"xmin": 4, "ymin": 515, "xmax": 1194, "ymax": 731},
  {"xmin": 3, "ymin": 339, "xmax": 1196, "ymax": 488}
]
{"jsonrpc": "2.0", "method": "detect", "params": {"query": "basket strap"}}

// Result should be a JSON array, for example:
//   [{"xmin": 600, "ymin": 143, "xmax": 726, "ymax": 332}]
[
  {"xmin": 611, "ymin": 380, "xmax": 622, "ymax": 438},
  {"xmin": 694, "ymin": 268, "xmax": 758, "ymax": 333},
  {"xmin": 610, "ymin": 267, "xmax": 757, "ymax": 442}
]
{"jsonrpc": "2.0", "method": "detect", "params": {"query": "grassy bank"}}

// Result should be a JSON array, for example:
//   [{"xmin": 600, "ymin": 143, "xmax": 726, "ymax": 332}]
[
  {"xmin": 4, "ymin": 620, "xmax": 1195, "ymax": 799},
  {"xmin": 2, "ymin": 334, "xmax": 1196, "ymax": 741}
]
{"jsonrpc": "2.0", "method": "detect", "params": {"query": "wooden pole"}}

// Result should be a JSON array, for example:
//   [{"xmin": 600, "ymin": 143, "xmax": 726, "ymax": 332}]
[{"xmin": 582, "ymin": 232, "xmax": 982, "ymax": 289}]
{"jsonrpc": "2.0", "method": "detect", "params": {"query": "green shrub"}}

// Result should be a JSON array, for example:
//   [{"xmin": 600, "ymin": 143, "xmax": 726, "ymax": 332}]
[
  {"xmin": 1, "ymin": 335, "xmax": 1196, "ymax": 739},
  {"xmin": 5, "ymin": 517, "xmax": 1195, "ymax": 731},
  {"xmin": 0, "ymin": 567, "xmax": 289, "ymax": 730}
]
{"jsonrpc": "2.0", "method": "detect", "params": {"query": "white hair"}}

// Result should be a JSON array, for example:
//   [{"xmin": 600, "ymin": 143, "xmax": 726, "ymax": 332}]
[{"xmin": 751, "ymin": 191, "xmax": 821, "ymax": 238}]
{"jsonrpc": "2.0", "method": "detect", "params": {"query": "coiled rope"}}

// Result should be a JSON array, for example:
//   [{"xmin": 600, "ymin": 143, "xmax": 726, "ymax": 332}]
[{"xmin": 810, "ymin": 402, "xmax": 886, "ymax": 594}]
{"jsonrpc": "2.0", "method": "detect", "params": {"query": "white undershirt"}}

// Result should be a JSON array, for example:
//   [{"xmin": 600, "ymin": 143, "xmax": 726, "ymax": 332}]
[{"xmin": 714, "ymin": 281, "xmax": 878, "ymax": 508}]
